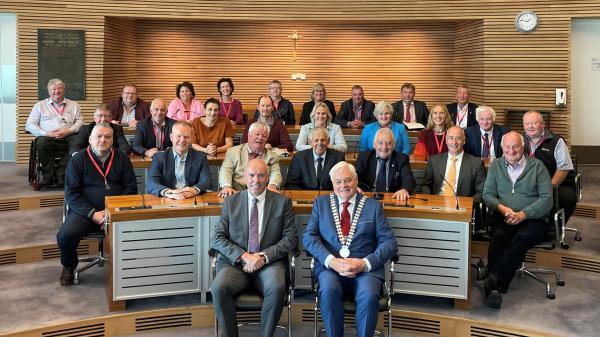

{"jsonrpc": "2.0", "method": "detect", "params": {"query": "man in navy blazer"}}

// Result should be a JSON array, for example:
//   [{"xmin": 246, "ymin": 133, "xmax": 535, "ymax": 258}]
[
  {"xmin": 392, "ymin": 82, "xmax": 429, "ymax": 126},
  {"xmin": 303, "ymin": 161, "xmax": 397, "ymax": 337},
  {"xmin": 147, "ymin": 121, "xmax": 211, "ymax": 198},
  {"xmin": 335, "ymin": 85, "xmax": 376, "ymax": 129},
  {"xmin": 446, "ymin": 85, "xmax": 478, "ymax": 129},
  {"xmin": 355, "ymin": 128, "xmax": 416, "ymax": 201},
  {"xmin": 420, "ymin": 126, "xmax": 486, "ymax": 203},
  {"xmin": 286, "ymin": 127, "xmax": 345, "ymax": 190},
  {"xmin": 132, "ymin": 98, "xmax": 175, "ymax": 158},
  {"xmin": 464, "ymin": 105, "xmax": 509, "ymax": 159}
]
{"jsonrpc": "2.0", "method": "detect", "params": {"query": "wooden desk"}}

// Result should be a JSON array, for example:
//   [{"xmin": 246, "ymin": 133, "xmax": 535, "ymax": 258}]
[{"xmin": 104, "ymin": 191, "xmax": 472, "ymax": 311}]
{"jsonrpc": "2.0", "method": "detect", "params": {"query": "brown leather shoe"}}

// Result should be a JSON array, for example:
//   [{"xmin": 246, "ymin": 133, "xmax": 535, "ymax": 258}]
[{"xmin": 60, "ymin": 267, "xmax": 74, "ymax": 287}]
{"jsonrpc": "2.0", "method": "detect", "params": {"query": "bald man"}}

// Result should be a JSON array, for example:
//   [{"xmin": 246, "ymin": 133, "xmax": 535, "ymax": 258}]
[
  {"xmin": 211, "ymin": 159, "xmax": 298, "ymax": 337},
  {"xmin": 481, "ymin": 131, "xmax": 552, "ymax": 309},
  {"xmin": 132, "ymin": 98, "xmax": 176, "ymax": 158}
]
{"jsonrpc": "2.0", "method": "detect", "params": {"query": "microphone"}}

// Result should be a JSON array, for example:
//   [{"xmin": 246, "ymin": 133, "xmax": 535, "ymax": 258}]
[
  {"xmin": 440, "ymin": 174, "xmax": 460, "ymax": 211},
  {"xmin": 193, "ymin": 194, "xmax": 198, "ymax": 207},
  {"xmin": 358, "ymin": 182, "xmax": 382, "ymax": 200},
  {"xmin": 140, "ymin": 192, "xmax": 151, "ymax": 209}
]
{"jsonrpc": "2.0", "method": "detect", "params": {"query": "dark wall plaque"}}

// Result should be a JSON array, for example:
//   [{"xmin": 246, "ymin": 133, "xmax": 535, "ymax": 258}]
[{"xmin": 38, "ymin": 29, "xmax": 85, "ymax": 100}]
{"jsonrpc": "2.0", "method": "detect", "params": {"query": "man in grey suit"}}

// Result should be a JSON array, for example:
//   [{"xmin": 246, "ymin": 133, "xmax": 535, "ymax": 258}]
[
  {"xmin": 211, "ymin": 159, "xmax": 298, "ymax": 337},
  {"xmin": 420, "ymin": 126, "xmax": 486, "ymax": 202}
]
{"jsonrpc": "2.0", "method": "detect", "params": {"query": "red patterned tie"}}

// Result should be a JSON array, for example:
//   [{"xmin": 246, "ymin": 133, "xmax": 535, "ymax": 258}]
[
  {"xmin": 341, "ymin": 201, "xmax": 350, "ymax": 236},
  {"xmin": 404, "ymin": 104, "xmax": 411, "ymax": 123}
]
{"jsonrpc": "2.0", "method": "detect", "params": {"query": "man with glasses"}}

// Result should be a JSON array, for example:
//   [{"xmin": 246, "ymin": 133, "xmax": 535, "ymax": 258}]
[
  {"xmin": 109, "ymin": 84, "xmax": 150, "ymax": 128},
  {"xmin": 26, "ymin": 78, "xmax": 84, "ymax": 186},
  {"xmin": 253, "ymin": 80, "xmax": 296, "ymax": 125},
  {"xmin": 70, "ymin": 103, "xmax": 130, "ymax": 155}
]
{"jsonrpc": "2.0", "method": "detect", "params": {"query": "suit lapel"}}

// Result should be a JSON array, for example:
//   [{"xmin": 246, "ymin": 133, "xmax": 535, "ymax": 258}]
[
  {"xmin": 240, "ymin": 190, "xmax": 249, "ymax": 248},
  {"xmin": 306, "ymin": 151, "xmax": 318, "ymax": 185},
  {"xmin": 184, "ymin": 150, "xmax": 192, "ymax": 184},
  {"xmin": 437, "ymin": 153, "xmax": 448, "ymax": 194},
  {"xmin": 260, "ymin": 191, "xmax": 273, "ymax": 242}
]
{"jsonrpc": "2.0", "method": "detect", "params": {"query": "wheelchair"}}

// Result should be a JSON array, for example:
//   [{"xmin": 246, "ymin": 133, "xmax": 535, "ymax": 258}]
[{"xmin": 27, "ymin": 136, "xmax": 65, "ymax": 190}]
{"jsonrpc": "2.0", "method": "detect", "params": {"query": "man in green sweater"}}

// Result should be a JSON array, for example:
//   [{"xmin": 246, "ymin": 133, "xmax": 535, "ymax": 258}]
[{"xmin": 481, "ymin": 131, "xmax": 553, "ymax": 309}]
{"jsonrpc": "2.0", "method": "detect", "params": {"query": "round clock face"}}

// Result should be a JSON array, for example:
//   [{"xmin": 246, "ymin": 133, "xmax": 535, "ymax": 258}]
[{"xmin": 515, "ymin": 11, "xmax": 538, "ymax": 32}]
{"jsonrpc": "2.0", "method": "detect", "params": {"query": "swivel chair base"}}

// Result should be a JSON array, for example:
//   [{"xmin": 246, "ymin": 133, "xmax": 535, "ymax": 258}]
[
  {"xmin": 518, "ymin": 263, "xmax": 565, "ymax": 299},
  {"xmin": 73, "ymin": 234, "xmax": 105, "ymax": 285}
]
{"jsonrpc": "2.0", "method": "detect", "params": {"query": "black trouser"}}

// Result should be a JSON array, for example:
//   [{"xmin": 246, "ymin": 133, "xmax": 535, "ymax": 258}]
[
  {"xmin": 558, "ymin": 183, "xmax": 577, "ymax": 223},
  {"xmin": 35, "ymin": 135, "xmax": 78, "ymax": 182},
  {"xmin": 56, "ymin": 212, "xmax": 100, "ymax": 268},
  {"xmin": 487, "ymin": 214, "xmax": 547, "ymax": 288}
]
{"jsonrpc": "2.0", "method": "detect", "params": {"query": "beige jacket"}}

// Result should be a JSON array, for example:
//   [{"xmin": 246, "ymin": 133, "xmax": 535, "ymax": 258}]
[{"xmin": 218, "ymin": 143, "xmax": 282, "ymax": 190}]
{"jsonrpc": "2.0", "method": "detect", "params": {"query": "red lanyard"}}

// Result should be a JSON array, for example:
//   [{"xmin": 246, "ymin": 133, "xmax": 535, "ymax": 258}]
[
  {"xmin": 433, "ymin": 131, "xmax": 446, "ymax": 154},
  {"xmin": 50, "ymin": 101, "xmax": 66, "ymax": 116},
  {"xmin": 86, "ymin": 146, "xmax": 115, "ymax": 187},
  {"xmin": 528, "ymin": 135, "xmax": 545, "ymax": 157},
  {"xmin": 456, "ymin": 106, "xmax": 467, "ymax": 126},
  {"xmin": 220, "ymin": 99, "xmax": 232, "ymax": 119},
  {"xmin": 153, "ymin": 124, "xmax": 166, "ymax": 149}
]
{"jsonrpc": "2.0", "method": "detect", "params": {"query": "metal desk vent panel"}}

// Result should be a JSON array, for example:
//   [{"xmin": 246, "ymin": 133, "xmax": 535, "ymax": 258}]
[
  {"xmin": 388, "ymin": 217, "xmax": 469, "ymax": 299},
  {"xmin": 114, "ymin": 217, "xmax": 201, "ymax": 300}
]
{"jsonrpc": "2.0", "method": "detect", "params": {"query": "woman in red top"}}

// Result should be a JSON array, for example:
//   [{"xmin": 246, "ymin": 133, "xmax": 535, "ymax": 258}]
[
  {"xmin": 413, "ymin": 104, "xmax": 454, "ymax": 158},
  {"xmin": 216, "ymin": 78, "xmax": 244, "ymax": 125}
]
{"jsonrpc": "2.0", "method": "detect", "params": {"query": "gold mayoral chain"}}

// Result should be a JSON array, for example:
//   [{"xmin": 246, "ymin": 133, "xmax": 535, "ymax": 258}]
[{"xmin": 329, "ymin": 193, "xmax": 366, "ymax": 258}]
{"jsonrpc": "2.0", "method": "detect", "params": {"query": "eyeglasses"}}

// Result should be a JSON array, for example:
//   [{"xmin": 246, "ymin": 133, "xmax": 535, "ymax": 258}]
[{"xmin": 122, "ymin": 92, "xmax": 138, "ymax": 95}]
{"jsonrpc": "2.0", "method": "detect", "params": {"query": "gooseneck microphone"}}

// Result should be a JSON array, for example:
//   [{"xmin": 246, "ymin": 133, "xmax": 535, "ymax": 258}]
[
  {"xmin": 358, "ymin": 182, "xmax": 381, "ymax": 200},
  {"xmin": 352, "ymin": 141, "xmax": 359, "ymax": 159},
  {"xmin": 440, "ymin": 175, "xmax": 460, "ymax": 211},
  {"xmin": 140, "ymin": 192, "xmax": 151, "ymax": 209}
]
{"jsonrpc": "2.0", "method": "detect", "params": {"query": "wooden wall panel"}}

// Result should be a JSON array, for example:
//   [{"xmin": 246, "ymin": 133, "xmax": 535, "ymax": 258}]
[
  {"xmin": 103, "ymin": 17, "xmax": 136, "ymax": 101},
  {"xmin": 132, "ymin": 20, "xmax": 457, "ymax": 118},
  {"xmin": 3, "ymin": 0, "xmax": 600, "ymax": 164}
]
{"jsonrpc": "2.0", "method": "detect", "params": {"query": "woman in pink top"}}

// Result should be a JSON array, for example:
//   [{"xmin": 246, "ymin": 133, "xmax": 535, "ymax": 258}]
[
  {"xmin": 167, "ymin": 81, "xmax": 204, "ymax": 121},
  {"xmin": 217, "ymin": 77, "xmax": 244, "ymax": 125}
]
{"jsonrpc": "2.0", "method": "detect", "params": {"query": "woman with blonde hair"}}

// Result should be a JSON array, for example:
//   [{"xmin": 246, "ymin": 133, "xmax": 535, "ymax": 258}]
[
  {"xmin": 413, "ymin": 104, "xmax": 454, "ymax": 157},
  {"xmin": 296, "ymin": 102, "xmax": 347, "ymax": 152},
  {"xmin": 299, "ymin": 82, "xmax": 336, "ymax": 125}
]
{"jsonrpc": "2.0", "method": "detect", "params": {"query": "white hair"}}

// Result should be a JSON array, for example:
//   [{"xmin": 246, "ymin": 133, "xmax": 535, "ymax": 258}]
[{"xmin": 329, "ymin": 161, "xmax": 357, "ymax": 180}]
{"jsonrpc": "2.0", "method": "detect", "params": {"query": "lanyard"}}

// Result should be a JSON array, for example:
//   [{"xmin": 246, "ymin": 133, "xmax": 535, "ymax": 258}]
[
  {"xmin": 220, "ymin": 99, "xmax": 232, "ymax": 119},
  {"xmin": 86, "ymin": 146, "xmax": 115, "ymax": 187},
  {"xmin": 434, "ymin": 131, "xmax": 446, "ymax": 154},
  {"xmin": 456, "ymin": 106, "xmax": 467, "ymax": 126},
  {"xmin": 528, "ymin": 135, "xmax": 545, "ymax": 157},
  {"xmin": 50, "ymin": 101, "xmax": 66, "ymax": 116}
]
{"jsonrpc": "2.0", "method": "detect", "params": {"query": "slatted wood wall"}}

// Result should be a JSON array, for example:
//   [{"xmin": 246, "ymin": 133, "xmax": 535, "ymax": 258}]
[{"xmin": 4, "ymin": 0, "xmax": 600, "ymax": 164}]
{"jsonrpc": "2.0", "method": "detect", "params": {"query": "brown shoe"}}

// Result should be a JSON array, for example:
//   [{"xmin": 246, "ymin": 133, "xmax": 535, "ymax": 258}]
[{"xmin": 60, "ymin": 267, "xmax": 74, "ymax": 287}]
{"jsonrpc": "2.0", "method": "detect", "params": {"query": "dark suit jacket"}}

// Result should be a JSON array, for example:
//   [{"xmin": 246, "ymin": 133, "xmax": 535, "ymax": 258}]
[
  {"xmin": 147, "ymin": 148, "xmax": 211, "ymax": 196},
  {"xmin": 300, "ymin": 100, "xmax": 336, "ymax": 125},
  {"xmin": 354, "ymin": 150, "xmax": 416, "ymax": 193},
  {"xmin": 109, "ymin": 97, "xmax": 150, "ymax": 123},
  {"xmin": 285, "ymin": 148, "xmax": 345, "ymax": 190},
  {"xmin": 392, "ymin": 100, "xmax": 429, "ymax": 126},
  {"xmin": 420, "ymin": 151, "xmax": 486, "ymax": 203},
  {"xmin": 335, "ymin": 98, "xmax": 376, "ymax": 127},
  {"xmin": 464, "ymin": 124, "xmax": 510, "ymax": 158},
  {"xmin": 446, "ymin": 102, "xmax": 478, "ymax": 128},
  {"xmin": 211, "ymin": 190, "xmax": 298, "ymax": 268},
  {"xmin": 132, "ymin": 117, "xmax": 176, "ymax": 155},
  {"xmin": 70, "ymin": 122, "xmax": 131, "ymax": 155},
  {"xmin": 303, "ymin": 193, "xmax": 398, "ymax": 280}
]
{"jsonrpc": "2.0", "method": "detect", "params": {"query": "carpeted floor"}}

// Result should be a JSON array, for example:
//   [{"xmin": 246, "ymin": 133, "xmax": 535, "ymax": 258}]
[{"xmin": 1, "ymin": 258, "xmax": 599, "ymax": 337}]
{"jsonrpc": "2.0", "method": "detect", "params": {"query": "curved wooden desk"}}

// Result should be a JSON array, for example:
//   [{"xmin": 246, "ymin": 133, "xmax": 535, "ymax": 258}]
[{"xmin": 105, "ymin": 191, "xmax": 473, "ymax": 311}]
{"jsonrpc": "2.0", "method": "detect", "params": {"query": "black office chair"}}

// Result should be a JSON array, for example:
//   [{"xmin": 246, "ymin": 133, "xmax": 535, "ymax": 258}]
[
  {"xmin": 62, "ymin": 202, "xmax": 106, "ymax": 285},
  {"xmin": 517, "ymin": 207, "xmax": 566, "ymax": 299},
  {"xmin": 471, "ymin": 201, "xmax": 489, "ymax": 280},
  {"xmin": 308, "ymin": 253, "xmax": 398, "ymax": 337},
  {"xmin": 209, "ymin": 248, "xmax": 298, "ymax": 337},
  {"xmin": 559, "ymin": 154, "xmax": 583, "ymax": 249}
]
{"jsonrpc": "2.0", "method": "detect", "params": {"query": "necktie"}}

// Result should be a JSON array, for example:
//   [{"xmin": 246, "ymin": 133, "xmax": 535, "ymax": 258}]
[
  {"xmin": 375, "ymin": 158, "xmax": 387, "ymax": 192},
  {"xmin": 316, "ymin": 157, "xmax": 324, "ymax": 187},
  {"xmin": 175, "ymin": 155, "xmax": 186, "ymax": 189},
  {"xmin": 248, "ymin": 198, "xmax": 259, "ymax": 253},
  {"xmin": 443, "ymin": 156, "xmax": 457, "ymax": 196},
  {"xmin": 155, "ymin": 126, "xmax": 163, "ymax": 149},
  {"xmin": 404, "ymin": 104, "xmax": 411, "ymax": 123},
  {"xmin": 482, "ymin": 133, "xmax": 490, "ymax": 158},
  {"xmin": 341, "ymin": 201, "xmax": 350, "ymax": 236}
]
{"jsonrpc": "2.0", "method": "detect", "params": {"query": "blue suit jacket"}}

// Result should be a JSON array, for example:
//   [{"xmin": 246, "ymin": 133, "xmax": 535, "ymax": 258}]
[
  {"xmin": 303, "ymin": 193, "xmax": 398, "ymax": 280},
  {"xmin": 464, "ymin": 124, "xmax": 510, "ymax": 158},
  {"xmin": 147, "ymin": 148, "xmax": 211, "ymax": 196}
]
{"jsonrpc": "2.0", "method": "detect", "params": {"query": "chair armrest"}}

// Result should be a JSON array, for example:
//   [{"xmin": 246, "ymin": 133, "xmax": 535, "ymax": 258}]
[
  {"xmin": 389, "ymin": 255, "xmax": 398, "ymax": 295},
  {"xmin": 575, "ymin": 173, "xmax": 582, "ymax": 201},
  {"xmin": 209, "ymin": 248, "xmax": 218, "ymax": 278}
]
